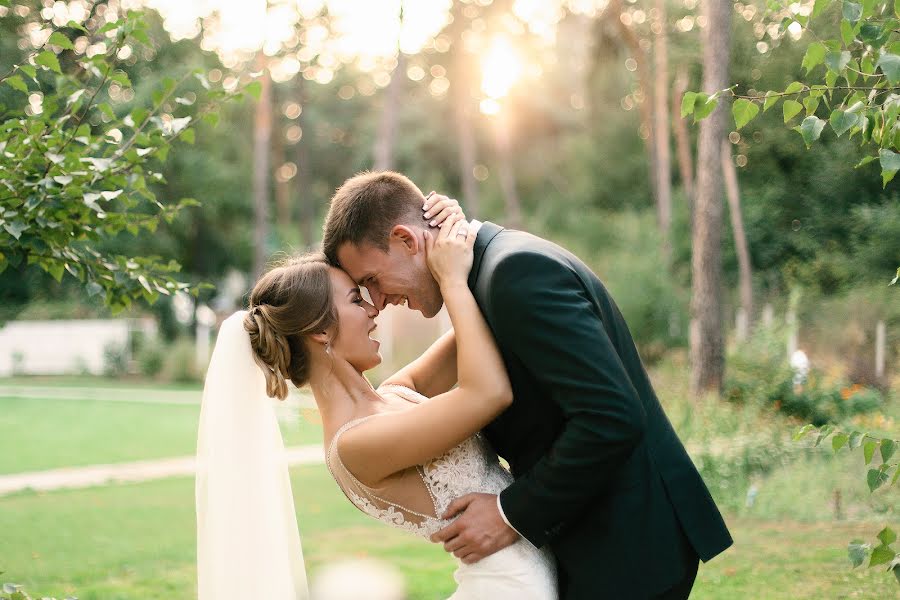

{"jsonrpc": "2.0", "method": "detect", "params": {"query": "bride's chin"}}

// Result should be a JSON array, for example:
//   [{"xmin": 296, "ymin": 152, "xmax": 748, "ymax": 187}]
[{"xmin": 363, "ymin": 353, "xmax": 382, "ymax": 371}]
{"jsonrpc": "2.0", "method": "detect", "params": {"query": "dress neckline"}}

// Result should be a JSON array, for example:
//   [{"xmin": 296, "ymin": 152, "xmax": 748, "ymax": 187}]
[{"xmin": 326, "ymin": 384, "xmax": 427, "ymax": 462}]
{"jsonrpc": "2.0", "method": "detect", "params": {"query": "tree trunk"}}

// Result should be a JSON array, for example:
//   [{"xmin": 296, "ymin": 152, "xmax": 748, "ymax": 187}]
[
  {"xmin": 294, "ymin": 76, "xmax": 315, "ymax": 249},
  {"xmin": 689, "ymin": 0, "xmax": 730, "ymax": 396},
  {"xmin": 653, "ymin": 0, "xmax": 672, "ymax": 266},
  {"xmin": 274, "ymin": 98, "xmax": 291, "ymax": 227},
  {"xmin": 252, "ymin": 57, "xmax": 272, "ymax": 281},
  {"xmin": 449, "ymin": 2, "xmax": 479, "ymax": 216},
  {"xmin": 673, "ymin": 66, "xmax": 695, "ymax": 201},
  {"xmin": 607, "ymin": 0, "xmax": 657, "ymax": 206},
  {"xmin": 721, "ymin": 140, "xmax": 753, "ymax": 338},
  {"xmin": 454, "ymin": 89, "xmax": 479, "ymax": 217},
  {"xmin": 495, "ymin": 111, "xmax": 522, "ymax": 228},
  {"xmin": 374, "ymin": 53, "xmax": 405, "ymax": 171}
]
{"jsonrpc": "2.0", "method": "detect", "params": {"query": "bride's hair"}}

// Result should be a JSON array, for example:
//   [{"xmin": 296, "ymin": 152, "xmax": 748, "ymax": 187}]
[{"xmin": 243, "ymin": 252, "xmax": 338, "ymax": 399}]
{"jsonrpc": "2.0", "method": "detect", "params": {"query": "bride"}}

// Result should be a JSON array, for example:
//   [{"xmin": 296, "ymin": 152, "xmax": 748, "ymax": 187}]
[{"xmin": 195, "ymin": 212, "xmax": 557, "ymax": 599}]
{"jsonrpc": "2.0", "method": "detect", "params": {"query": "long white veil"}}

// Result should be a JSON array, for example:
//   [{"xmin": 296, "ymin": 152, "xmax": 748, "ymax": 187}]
[{"xmin": 195, "ymin": 311, "xmax": 309, "ymax": 599}]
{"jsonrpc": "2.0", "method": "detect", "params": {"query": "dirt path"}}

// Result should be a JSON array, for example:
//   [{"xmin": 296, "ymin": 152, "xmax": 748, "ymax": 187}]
[
  {"xmin": 0, "ymin": 445, "xmax": 324, "ymax": 497},
  {"xmin": 0, "ymin": 384, "xmax": 316, "ymax": 407}
]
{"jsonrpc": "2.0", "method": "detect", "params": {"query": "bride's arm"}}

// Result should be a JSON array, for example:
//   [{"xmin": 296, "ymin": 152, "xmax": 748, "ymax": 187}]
[{"xmin": 339, "ymin": 217, "xmax": 512, "ymax": 486}]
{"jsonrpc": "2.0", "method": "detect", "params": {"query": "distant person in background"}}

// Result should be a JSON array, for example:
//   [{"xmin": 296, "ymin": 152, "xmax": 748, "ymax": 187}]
[{"xmin": 321, "ymin": 171, "xmax": 733, "ymax": 599}]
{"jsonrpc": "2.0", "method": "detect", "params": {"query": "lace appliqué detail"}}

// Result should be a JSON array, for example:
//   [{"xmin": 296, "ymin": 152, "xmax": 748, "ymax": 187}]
[
  {"xmin": 345, "ymin": 487, "xmax": 441, "ymax": 537},
  {"xmin": 422, "ymin": 435, "xmax": 511, "ymax": 518},
  {"xmin": 326, "ymin": 385, "xmax": 511, "ymax": 540}
]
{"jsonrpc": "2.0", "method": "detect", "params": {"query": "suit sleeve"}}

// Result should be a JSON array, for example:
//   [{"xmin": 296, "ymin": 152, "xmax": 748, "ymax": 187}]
[{"xmin": 492, "ymin": 252, "xmax": 647, "ymax": 548}]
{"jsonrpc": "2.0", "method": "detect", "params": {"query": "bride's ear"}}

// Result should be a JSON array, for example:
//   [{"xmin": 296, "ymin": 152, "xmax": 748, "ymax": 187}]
[
  {"xmin": 390, "ymin": 225, "xmax": 420, "ymax": 255},
  {"xmin": 309, "ymin": 331, "xmax": 330, "ymax": 347}
]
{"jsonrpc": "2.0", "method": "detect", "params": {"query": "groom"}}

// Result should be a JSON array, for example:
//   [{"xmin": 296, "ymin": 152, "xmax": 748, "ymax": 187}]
[{"xmin": 322, "ymin": 171, "xmax": 732, "ymax": 599}]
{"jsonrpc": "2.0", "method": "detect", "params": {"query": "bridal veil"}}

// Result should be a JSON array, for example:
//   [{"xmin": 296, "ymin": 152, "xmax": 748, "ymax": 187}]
[{"xmin": 195, "ymin": 311, "xmax": 309, "ymax": 599}]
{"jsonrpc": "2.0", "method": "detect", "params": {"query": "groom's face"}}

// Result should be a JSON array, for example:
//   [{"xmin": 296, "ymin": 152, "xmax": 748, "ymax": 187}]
[{"xmin": 336, "ymin": 227, "xmax": 443, "ymax": 318}]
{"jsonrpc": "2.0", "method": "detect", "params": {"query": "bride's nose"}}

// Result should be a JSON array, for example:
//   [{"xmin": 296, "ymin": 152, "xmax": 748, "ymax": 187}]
[{"xmin": 365, "ymin": 302, "xmax": 379, "ymax": 318}]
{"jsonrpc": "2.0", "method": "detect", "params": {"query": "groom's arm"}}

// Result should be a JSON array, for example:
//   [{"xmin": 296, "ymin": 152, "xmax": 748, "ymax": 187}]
[{"xmin": 491, "ymin": 251, "xmax": 647, "ymax": 549}]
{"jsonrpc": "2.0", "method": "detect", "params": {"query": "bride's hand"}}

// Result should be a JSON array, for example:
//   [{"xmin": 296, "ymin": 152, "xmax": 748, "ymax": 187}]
[
  {"xmin": 422, "ymin": 192, "xmax": 467, "ymax": 227},
  {"xmin": 424, "ymin": 213, "xmax": 476, "ymax": 288}
]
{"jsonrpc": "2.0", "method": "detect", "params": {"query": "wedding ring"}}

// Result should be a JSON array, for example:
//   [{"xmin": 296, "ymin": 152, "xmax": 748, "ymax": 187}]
[{"xmin": 457, "ymin": 228, "xmax": 468, "ymax": 237}]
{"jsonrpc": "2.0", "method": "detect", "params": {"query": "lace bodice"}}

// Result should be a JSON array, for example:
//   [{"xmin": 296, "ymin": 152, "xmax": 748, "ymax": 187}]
[{"xmin": 325, "ymin": 384, "xmax": 513, "ymax": 539}]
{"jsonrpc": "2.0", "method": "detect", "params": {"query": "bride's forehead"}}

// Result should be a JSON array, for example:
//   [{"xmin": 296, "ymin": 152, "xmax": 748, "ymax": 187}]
[{"xmin": 330, "ymin": 267, "xmax": 356, "ymax": 286}]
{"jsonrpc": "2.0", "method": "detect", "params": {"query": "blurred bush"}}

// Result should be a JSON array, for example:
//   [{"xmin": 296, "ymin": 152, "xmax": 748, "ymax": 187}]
[
  {"xmin": 724, "ymin": 322, "xmax": 885, "ymax": 426},
  {"xmin": 136, "ymin": 339, "xmax": 166, "ymax": 378},
  {"xmin": 102, "ymin": 342, "xmax": 129, "ymax": 378},
  {"xmin": 162, "ymin": 337, "xmax": 202, "ymax": 383},
  {"xmin": 536, "ymin": 209, "xmax": 689, "ymax": 363}
]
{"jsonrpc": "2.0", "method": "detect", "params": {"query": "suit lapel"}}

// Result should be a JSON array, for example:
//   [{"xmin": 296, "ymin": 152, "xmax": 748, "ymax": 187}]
[{"xmin": 468, "ymin": 221, "xmax": 504, "ymax": 290}]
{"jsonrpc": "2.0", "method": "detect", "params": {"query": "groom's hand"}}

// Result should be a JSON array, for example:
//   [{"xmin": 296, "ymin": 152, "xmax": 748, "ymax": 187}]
[{"xmin": 430, "ymin": 493, "xmax": 519, "ymax": 564}]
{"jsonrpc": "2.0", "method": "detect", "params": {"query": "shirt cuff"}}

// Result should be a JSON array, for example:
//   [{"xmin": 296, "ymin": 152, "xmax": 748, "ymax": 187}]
[{"xmin": 496, "ymin": 495, "xmax": 535, "ymax": 548}]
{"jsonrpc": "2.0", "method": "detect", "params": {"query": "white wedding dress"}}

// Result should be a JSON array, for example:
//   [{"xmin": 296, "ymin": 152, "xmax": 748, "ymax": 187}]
[{"xmin": 326, "ymin": 383, "xmax": 558, "ymax": 600}]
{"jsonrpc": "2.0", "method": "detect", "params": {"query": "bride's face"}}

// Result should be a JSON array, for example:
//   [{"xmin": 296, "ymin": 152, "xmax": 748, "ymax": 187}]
[{"xmin": 327, "ymin": 267, "xmax": 382, "ymax": 372}]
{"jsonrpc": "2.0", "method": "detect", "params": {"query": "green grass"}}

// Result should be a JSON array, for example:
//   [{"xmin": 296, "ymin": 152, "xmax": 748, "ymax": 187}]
[
  {"xmin": 0, "ymin": 375, "xmax": 203, "ymax": 391},
  {"xmin": 0, "ymin": 467, "xmax": 895, "ymax": 600},
  {"xmin": 0, "ymin": 395, "xmax": 322, "ymax": 474},
  {"xmin": 0, "ymin": 466, "xmax": 457, "ymax": 600},
  {"xmin": 2, "ymin": 373, "xmax": 897, "ymax": 598},
  {"xmin": 694, "ymin": 519, "xmax": 899, "ymax": 599}
]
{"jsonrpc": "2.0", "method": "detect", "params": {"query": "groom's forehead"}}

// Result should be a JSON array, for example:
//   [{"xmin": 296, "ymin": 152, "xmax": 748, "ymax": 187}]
[{"xmin": 337, "ymin": 242, "xmax": 386, "ymax": 281}]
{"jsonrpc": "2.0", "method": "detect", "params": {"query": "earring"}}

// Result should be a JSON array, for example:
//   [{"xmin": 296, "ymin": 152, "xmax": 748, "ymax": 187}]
[{"xmin": 324, "ymin": 340, "xmax": 332, "ymax": 355}]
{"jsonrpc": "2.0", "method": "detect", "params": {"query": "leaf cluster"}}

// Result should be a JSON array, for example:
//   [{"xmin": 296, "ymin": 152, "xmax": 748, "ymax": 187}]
[
  {"xmin": 0, "ymin": 9, "xmax": 248, "ymax": 312},
  {"xmin": 794, "ymin": 424, "xmax": 900, "ymax": 583},
  {"xmin": 684, "ymin": 0, "xmax": 900, "ymax": 186}
]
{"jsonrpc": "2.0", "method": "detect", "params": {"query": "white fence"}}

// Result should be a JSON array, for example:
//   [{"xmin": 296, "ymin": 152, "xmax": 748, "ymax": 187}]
[{"xmin": 0, "ymin": 318, "xmax": 157, "ymax": 376}]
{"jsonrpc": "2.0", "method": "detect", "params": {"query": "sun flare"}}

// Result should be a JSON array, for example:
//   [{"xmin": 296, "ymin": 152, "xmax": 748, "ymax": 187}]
[{"xmin": 480, "ymin": 36, "xmax": 523, "ymax": 101}]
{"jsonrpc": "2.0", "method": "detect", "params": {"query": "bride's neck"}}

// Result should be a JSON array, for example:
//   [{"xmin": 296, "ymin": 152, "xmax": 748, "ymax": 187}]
[{"xmin": 308, "ymin": 353, "xmax": 382, "ymax": 432}]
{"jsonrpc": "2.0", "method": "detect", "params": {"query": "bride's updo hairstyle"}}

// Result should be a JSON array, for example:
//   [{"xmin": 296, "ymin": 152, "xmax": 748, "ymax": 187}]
[{"xmin": 243, "ymin": 252, "xmax": 338, "ymax": 400}]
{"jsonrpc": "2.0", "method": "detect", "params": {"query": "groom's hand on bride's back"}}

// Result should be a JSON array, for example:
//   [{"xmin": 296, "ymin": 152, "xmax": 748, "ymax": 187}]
[{"xmin": 430, "ymin": 493, "xmax": 519, "ymax": 564}]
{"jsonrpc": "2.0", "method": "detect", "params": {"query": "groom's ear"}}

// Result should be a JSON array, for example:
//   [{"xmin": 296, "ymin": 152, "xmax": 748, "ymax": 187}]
[{"xmin": 390, "ymin": 225, "xmax": 420, "ymax": 255}]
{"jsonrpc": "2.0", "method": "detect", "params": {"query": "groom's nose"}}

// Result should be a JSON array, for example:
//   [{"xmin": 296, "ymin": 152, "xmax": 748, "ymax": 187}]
[{"xmin": 369, "ymin": 289, "xmax": 387, "ymax": 310}]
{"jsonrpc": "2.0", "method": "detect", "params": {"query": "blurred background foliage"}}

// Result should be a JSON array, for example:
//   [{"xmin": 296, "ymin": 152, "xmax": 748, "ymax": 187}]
[{"xmin": 1, "ymin": 0, "xmax": 896, "ymax": 329}]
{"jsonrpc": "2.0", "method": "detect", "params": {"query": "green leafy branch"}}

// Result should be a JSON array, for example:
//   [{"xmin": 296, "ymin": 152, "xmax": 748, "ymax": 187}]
[
  {"xmin": 684, "ymin": 0, "xmax": 900, "ymax": 187},
  {"xmin": 0, "ymin": 9, "xmax": 252, "ymax": 313},
  {"xmin": 794, "ymin": 424, "xmax": 899, "ymax": 584},
  {"xmin": 0, "ymin": 0, "xmax": 106, "ymax": 87}
]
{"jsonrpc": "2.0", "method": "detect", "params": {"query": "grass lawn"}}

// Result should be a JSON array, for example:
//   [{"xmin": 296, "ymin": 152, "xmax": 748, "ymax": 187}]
[
  {"xmin": 0, "ymin": 394, "xmax": 322, "ymax": 474},
  {"xmin": 695, "ymin": 519, "xmax": 899, "ymax": 599},
  {"xmin": 0, "ymin": 465, "xmax": 896, "ymax": 600},
  {"xmin": 0, "ymin": 375, "xmax": 203, "ymax": 391},
  {"xmin": 0, "ymin": 465, "xmax": 457, "ymax": 600}
]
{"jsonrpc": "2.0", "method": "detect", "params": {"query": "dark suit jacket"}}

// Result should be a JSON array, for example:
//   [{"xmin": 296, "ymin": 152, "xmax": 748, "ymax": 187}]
[{"xmin": 468, "ymin": 222, "xmax": 733, "ymax": 599}]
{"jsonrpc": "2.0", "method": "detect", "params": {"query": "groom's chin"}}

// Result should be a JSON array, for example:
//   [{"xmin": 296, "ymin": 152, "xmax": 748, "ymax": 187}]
[{"xmin": 419, "ymin": 300, "xmax": 443, "ymax": 319}]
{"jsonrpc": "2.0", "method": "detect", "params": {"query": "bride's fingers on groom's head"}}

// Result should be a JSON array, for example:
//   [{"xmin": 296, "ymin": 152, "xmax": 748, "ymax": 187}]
[
  {"xmin": 424, "ymin": 198, "xmax": 462, "ymax": 226},
  {"xmin": 428, "ymin": 204, "xmax": 459, "ymax": 227},
  {"xmin": 438, "ymin": 213, "xmax": 462, "ymax": 239},
  {"xmin": 448, "ymin": 217, "xmax": 466, "ymax": 242}
]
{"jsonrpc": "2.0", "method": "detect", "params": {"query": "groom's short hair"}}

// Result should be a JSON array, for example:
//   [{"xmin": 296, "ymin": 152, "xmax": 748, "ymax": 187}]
[{"xmin": 322, "ymin": 171, "xmax": 425, "ymax": 266}]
